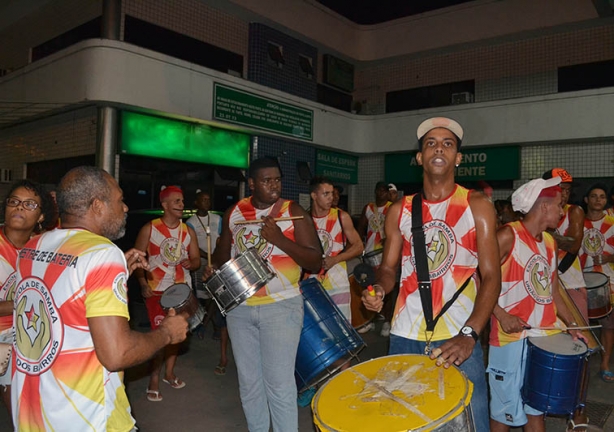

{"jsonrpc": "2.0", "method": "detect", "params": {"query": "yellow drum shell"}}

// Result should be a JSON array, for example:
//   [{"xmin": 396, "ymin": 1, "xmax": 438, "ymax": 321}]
[{"xmin": 312, "ymin": 354, "xmax": 473, "ymax": 432}]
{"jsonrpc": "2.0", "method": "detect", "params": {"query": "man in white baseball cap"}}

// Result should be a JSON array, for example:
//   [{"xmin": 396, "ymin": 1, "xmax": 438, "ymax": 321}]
[
  {"xmin": 489, "ymin": 175, "xmax": 588, "ymax": 431},
  {"xmin": 362, "ymin": 116, "xmax": 500, "ymax": 432}
]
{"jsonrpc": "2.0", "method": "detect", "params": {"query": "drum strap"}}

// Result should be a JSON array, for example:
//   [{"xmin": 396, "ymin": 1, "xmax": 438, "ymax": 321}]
[
  {"xmin": 558, "ymin": 251, "xmax": 576, "ymax": 273},
  {"xmin": 412, "ymin": 194, "xmax": 472, "ymax": 333}
]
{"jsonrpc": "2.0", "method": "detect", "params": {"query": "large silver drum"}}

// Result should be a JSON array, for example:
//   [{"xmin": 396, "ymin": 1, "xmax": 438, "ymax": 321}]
[{"xmin": 205, "ymin": 248, "xmax": 275, "ymax": 316}]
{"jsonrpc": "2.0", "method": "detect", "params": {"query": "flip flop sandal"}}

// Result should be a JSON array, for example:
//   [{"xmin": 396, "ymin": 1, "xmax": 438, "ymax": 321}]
[
  {"xmin": 146, "ymin": 389, "xmax": 163, "ymax": 402},
  {"xmin": 599, "ymin": 370, "xmax": 614, "ymax": 383},
  {"xmin": 566, "ymin": 418, "xmax": 589, "ymax": 432},
  {"xmin": 214, "ymin": 365, "xmax": 226, "ymax": 376},
  {"xmin": 162, "ymin": 377, "xmax": 186, "ymax": 389}
]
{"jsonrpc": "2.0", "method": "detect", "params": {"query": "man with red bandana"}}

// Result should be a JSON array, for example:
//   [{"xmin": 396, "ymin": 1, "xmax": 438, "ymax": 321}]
[
  {"xmin": 489, "ymin": 177, "xmax": 586, "ymax": 431},
  {"xmin": 134, "ymin": 186, "xmax": 200, "ymax": 402},
  {"xmin": 362, "ymin": 117, "xmax": 501, "ymax": 432}
]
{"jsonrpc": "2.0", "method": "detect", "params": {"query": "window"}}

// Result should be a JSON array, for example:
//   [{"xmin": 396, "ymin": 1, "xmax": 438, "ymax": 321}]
[
  {"xmin": 267, "ymin": 42, "xmax": 285, "ymax": 69},
  {"xmin": 298, "ymin": 55, "xmax": 314, "ymax": 80}
]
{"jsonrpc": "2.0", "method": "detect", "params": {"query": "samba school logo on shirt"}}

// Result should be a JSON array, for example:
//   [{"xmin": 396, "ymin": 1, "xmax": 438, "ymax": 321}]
[
  {"xmin": 523, "ymin": 254, "xmax": 553, "ymax": 304},
  {"xmin": 159, "ymin": 237, "xmax": 183, "ymax": 265},
  {"xmin": 317, "ymin": 229, "xmax": 333, "ymax": 256},
  {"xmin": 582, "ymin": 228, "xmax": 604, "ymax": 256},
  {"xmin": 0, "ymin": 271, "xmax": 17, "ymax": 301},
  {"xmin": 14, "ymin": 277, "xmax": 63, "ymax": 376},
  {"xmin": 113, "ymin": 273, "xmax": 128, "ymax": 305},
  {"xmin": 233, "ymin": 225, "xmax": 274, "ymax": 259},
  {"xmin": 410, "ymin": 220, "xmax": 457, "ymax": 279}
]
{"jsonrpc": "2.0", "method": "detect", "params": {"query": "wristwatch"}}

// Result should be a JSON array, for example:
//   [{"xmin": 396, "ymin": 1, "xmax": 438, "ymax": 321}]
[{"xmin": 459, "ymin": 325, "xmax": 479, "ymax": 342}]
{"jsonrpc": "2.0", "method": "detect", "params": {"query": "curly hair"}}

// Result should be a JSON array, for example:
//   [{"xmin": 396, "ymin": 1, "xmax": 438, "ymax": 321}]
[{"xmin": 2, "ymin": 179, "xmax": 56, "ymax": 233}]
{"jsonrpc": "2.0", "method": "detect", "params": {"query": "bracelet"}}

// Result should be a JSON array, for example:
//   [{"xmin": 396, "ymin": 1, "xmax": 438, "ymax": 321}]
[
  {"xmin": 372, "ymin": 284, "xmax": 385, "ymax": 299},
  {"xmin": 568, "ymin": 322, "xmax": 578, "ymax": 327}
]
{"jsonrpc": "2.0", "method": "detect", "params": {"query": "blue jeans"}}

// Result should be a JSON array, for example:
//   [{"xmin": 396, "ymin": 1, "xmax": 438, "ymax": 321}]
[
  {"xmin": 226, "ymin": 296, "xmax": 304, "ymax": 432},
  {"xmin": 389, "ymin": 334, "xmax": 490, "ymax": 432}
]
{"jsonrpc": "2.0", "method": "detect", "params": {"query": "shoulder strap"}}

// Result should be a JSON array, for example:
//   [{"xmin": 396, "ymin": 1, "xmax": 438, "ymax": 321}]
[{"xmin": 412, "ymin": 194, "xmax": 472, "ymax": 332}]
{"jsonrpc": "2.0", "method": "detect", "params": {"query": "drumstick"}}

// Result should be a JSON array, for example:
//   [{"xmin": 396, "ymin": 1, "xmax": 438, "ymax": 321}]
[
  {"xmin": 532, "ymin": 325, "xmax": 602, "ymax": 331},
  {"xmin": 235, "ymin": 216, "xmax": 304, "ymax": 225},
  {"xmin": 205, "ymin": 226, "xmax": 212, "ymax": 267}
]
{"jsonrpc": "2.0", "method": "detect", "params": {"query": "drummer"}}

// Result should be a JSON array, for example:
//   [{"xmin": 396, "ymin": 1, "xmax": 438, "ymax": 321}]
[
  {"xmin": 208, "ymin": 157, "xmax": 322, "ymax": 432},
  {"xmin": 355, "ymin": 181, "xmax": 393, "ymax": 335},
  {"xmin": 489, "ymin": 177, "xmax": 587, "ymax": 431},
  {"xmin": 362, "ymin": 117, "xmax": 500, "ymax": 432},
  {"xmin": 580, "ymin": 183, "xmax": 614, "ymax": 383},
  {"xmin": 134, "ymin": 185, "xmax": 200, "ymax": 401}
]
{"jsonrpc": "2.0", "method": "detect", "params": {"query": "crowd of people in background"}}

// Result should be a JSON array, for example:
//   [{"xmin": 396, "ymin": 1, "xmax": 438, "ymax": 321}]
[{"xmin": 0, "ymin": 118, "xmax": 613, "ymax": 431}]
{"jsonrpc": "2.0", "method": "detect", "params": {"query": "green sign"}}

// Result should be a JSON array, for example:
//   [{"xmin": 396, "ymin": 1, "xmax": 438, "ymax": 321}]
[
  {"xmin": 386, "ymin": 146, "xmax": 520, "ymax": 183},
  {"xmin": 315, "ymin": 149, "xmax": 358, "ymax": 184},
  {"xmin": 213, "ymin": 83, "xmax": 313, "ymax": 141},
  {"xmin": 121, "ymin": 112, "xmax": 250, "ymax": 169}
]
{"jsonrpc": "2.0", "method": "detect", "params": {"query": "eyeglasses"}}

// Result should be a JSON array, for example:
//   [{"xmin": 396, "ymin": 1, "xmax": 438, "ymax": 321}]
[{"xmin": 5, "ymin": 197, "xmax": 40, "ymax": 211}]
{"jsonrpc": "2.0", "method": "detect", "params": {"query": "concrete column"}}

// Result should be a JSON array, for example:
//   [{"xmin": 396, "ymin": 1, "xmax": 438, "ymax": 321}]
[{"xmin": 96, "ymin": 106, "xmax": 118, "ymax": 175}]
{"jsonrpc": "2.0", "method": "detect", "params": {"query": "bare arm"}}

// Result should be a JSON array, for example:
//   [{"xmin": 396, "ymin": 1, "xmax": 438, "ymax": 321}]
[
  {"xmin": 260, "ymin": 202, "xmax": 322, "ymax": 272},
  {"xmin": 555, "ymin": 205, "xmax": 584, "ymax": 253},
  {"xmin": 89, "ymin": 309, "xmax": 188, "ymax": 372},
  {"xmin": 133, "ymin": 222, "xmax": 152, "ymax": 298},
  {"xmin": 433, "ymin": 192, "xmax": 501, "ymax": 367},
  {"xmin": 323, "ymin": 210, "xmax": 364, "ymax": 270},
  {"xmin": 182, "ymin": 225, "xmax": 201, "ymax": 271},
  {"xmin": 464, "ymin": 192, "xmax": 501, "ymax": 335},
  {"xmin": 363, "ymin": 200, "xmax": 403, "ymax": 311},
  {"xmin": 355, "ymin": 204, "xmax": 369, "ymax": 241},
  {"xmin": 0, "ymin": 300, "xmax": 13, "ymax": 317}
]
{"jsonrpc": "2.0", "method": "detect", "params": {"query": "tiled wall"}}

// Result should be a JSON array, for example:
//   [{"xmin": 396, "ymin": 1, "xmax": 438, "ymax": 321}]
[
  {"xmin": 248, "ymin": 23, "xmax": 318, "ymax": 101},
  {"xmin": 122, "ymin": 0, "xmax": 249, "ymax": 77},
  {"xmin": 0, "ymin": 0, "xmax": 102, "ymax": 72},
  {"xmin": 252, "ymin": 136, "xmax": 315, "ymax": 201},
  {"xmin": 354, "ymin": 22, "xmax": 614, "ymax": 114},
  {"xmin": 0, "ymin": 107, "xmax": 98, "ymax": 198}
]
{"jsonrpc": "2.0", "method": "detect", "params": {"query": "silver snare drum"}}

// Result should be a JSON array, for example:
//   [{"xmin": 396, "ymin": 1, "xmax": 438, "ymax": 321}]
[
  {"xmin": 160, "ymin": 283, "xmax": 206, "ymax": 331},
  {"xmin": 205, "ymin": 248, "xmax": 275, "ymax": 316},
  {"xmin": 363, "ymin": 249, "xmax": 383, "ymax": 268},
  {"xmin": 583, "ymin": 271, "xmax": 612, "ymax": 319}
]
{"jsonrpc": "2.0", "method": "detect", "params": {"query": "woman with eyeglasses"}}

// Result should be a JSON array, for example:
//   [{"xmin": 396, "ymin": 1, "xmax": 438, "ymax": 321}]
[{"xmin": 0, "ymin": 180, "xmax": 54, "ymax": 427}]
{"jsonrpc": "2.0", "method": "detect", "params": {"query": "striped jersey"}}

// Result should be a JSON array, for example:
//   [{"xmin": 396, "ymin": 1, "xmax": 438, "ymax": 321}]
[
  {"xmin": 490, "ymin": 221, "xmax": 560, "ymax": 347},
  {"xmin": 144, "ymin": 218, "xmax": 192, "ymax": 292},
  {"xmin": 581, "ymin": 213, "xmax": 614, "ymax": 291},
  {"xmin": 229, "ymin": 198, "xmax": 301, "ymax": 305},
  {"xmin": 365, "ymin": 202, "xmax": 392, "ymax": 253},
  {"xmin": 306, "ymin": 207, "xmax": 351, "ymax": 320},
  {"xmin": 12, "ymin": 229, "xmax": 134, "ymax": 432},
  {"xmin": 392, "ymin": 185, "xmax": 479, "ymax": 341},
  {"xmin": 0, "ymin": 229, "xmax": 19, "ymax": 333},
  {"xmin": 555, "ymin": 204, "xmax": 586, "ymax": 290}
]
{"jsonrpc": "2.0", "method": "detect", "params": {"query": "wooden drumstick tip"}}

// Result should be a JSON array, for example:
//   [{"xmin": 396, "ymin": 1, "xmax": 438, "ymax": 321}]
[{"xmin": 431, "ymin": 348, "xmax": 442, "ymax": 358}]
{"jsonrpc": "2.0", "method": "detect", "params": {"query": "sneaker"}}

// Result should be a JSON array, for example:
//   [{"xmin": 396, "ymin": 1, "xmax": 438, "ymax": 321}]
[
  {"xmin": 380, "ymin": 322, "xmax": 391, "ymax": 337},
  {"xmin": 297, "ymin": 387, "xmax": 316, "ymax": 407},
  {"xmin": 357, "ymin": 322, "xmax": 375, "ymax": 334},
  {"xmin": 375, "ymin": 313, "xmax": 386, "ymax": 322}
]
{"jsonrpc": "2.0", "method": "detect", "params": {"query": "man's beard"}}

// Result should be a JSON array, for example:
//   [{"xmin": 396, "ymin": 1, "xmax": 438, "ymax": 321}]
[{"xmin": 103, "ymin": 214, "xmax": 127, "ymax": 240}]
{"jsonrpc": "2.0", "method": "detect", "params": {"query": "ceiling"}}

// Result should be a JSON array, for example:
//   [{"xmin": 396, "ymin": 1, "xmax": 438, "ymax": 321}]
[{"xmin": 315, "ymin": 0, "xmax": 477, "ymax": 25}]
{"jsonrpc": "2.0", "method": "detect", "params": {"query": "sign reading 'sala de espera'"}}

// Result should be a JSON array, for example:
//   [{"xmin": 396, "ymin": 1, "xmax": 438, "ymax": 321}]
[
  {"xmin": 315, "ymin": 149, "xmax": 358, "ymax": 184},
  {"xmin": 385, "ymin": 146, "xmax": 520, "ymax": 184}
]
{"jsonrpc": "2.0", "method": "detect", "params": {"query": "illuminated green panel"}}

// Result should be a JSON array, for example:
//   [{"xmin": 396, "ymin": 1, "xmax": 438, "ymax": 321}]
[{"xmin": 121, "ymin": 111, "xmax": 249, "ymax": 169}]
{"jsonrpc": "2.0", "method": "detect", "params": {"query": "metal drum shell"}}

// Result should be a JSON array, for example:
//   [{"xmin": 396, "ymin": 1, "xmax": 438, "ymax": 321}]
[
  {"xmin": 583, "ymin": 271, "xmax": 612, "ymax": 319},
  {"xmin": 204, "ymin": 248, "xmax": 275, "ymax": 316},
  {"xmin": 160, "ymin": 283, "xmax": 206, "ymax": 331}
]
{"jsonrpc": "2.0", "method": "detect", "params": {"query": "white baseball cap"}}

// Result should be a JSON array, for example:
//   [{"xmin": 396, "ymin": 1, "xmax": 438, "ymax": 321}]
[
  {"xmin": 417, "ymin": 117, "xmax": 464, "ymax": 141},
  {"xmin": 511, "ymin": 177, "xmax": 562, "ymax": 214}
]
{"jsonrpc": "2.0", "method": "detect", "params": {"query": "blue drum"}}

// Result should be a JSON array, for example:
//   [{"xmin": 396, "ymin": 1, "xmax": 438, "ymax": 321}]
[
  {"xmin": 522, "ymin": 333, "xmax": 588, "ymax": 415},
  {"xmin": 295, "ymin": 279, "xmax": 365, "ymax": 392}
]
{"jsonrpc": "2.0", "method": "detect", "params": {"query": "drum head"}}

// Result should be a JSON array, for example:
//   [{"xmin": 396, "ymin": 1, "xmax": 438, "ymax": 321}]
[
  {"xmin": 583, "ymin": 271, "xmax": 609, "ymax": 289},
  {"xmin": 529, "ymin": 333, "xmax": 587, "ymax": 356},
  {"xmin": 160, "ymin": 283, "xmax": 191, "ymax": 308},
  {"xmin": 312, "ymin": 354, "xmax": 472, "ymax": 432}
]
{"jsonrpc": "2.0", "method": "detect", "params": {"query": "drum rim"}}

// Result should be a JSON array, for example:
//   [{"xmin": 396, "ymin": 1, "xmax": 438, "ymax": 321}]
[
  {"xmin": 363, "ymin": 249, "xmax": 383, "ymax": 258},
  {"xmin": 312, "ymin": 354, "xmax": 472, "ymax": 431},
  {"xmin": 160, "ymin": 283, "xmax": 193, "ymax": 309},
  {"xmin": 527, "ymin": 333, "xmax": 588, "ymax": 355},
  {"xmin": 583, "ymin": 271, "xmax": 610, "ymax": 287}
]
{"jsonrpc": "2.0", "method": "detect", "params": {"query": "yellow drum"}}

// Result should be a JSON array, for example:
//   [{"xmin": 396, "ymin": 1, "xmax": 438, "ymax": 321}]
[{"xmin": 312, "ymin": 354, "xmax": 474, "ymax": 432}]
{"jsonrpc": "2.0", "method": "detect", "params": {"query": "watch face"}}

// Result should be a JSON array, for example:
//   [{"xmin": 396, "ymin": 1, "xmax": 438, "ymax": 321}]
[{"xmin": 462, "ymin": 326, "xmax": 473, "ymax": 335}]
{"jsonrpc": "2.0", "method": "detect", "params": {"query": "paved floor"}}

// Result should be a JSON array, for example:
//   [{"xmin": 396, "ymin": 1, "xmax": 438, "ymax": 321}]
[{"xmin": 1, "ymin": 303, "xmax": 613, "ymax": 431}]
